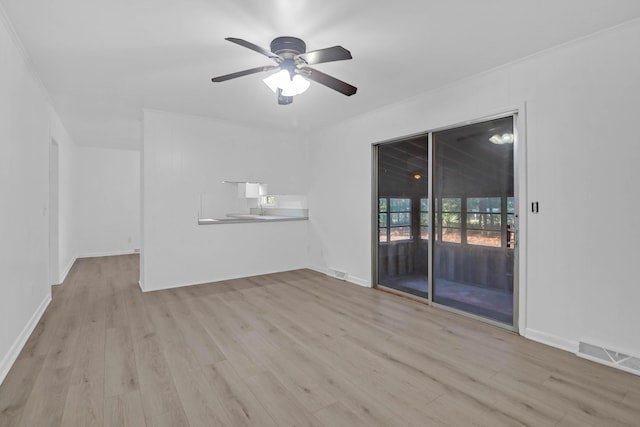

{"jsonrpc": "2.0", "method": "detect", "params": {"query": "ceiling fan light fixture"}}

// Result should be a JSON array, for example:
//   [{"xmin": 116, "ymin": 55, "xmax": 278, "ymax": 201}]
[
  {"xmin": 263, "ymin": 69, "xmax": 287, "ymax": 93},
  {"xmin": 263, "ymin": 69, "xmax": 310, "ymax": 97},
  {"xmin": 212, "ymin": 36, "xmax": 356, "ymax": 104},
  {"xmin": 282, "ymin": 75, "xmax": 310, "ymax": 96}
]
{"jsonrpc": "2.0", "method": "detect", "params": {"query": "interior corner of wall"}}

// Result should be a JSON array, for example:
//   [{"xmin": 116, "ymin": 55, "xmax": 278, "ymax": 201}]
[
  {"xmin": 347, "ymin": 275, "xmax": 371, "ymax": 288},
  {"xmin": 58, "ymin": 256, "xmax": 77, "ymax": 285},
  {"xmin": 307, "ymin": 264, "xmax": 327, "ymax": 276}
]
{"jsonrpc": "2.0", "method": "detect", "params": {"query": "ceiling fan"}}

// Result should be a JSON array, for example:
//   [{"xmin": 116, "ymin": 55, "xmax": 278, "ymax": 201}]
[{"xmin": 211, "ymin": 36, "xmax": 357, "ymax": 105}]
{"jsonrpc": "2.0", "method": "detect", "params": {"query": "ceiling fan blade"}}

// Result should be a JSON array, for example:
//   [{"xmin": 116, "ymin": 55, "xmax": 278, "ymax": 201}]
[
  {"xmin": 300, "ymin": 67, "xmax": 357, "ymax": 96},
  {"xmin": 211, "ymin": 65, "xmax": 279, "ymax": 82},
  {"xmin": 225, "ymin": 37, "xmax": 282, "ymax": 60},
  {"xmin": 297, "ymin": 46, "xmax": 352, "ymax": 65}
]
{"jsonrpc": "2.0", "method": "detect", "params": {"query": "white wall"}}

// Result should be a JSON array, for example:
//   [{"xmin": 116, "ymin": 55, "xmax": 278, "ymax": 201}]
[
  {"xmin": 142, "ymin": 111, "xmax": 309, "ymax": 291},
  {"xmin": 308, "ymin": 20, "xmax": 640, "ymax": 357},
  {"xmin": 0, "ymin": 10, "xmax": 54, "ymax": 383},
  {"xmin": 73, "ymin": 146, "xmax": 140, "ymax": 257}
]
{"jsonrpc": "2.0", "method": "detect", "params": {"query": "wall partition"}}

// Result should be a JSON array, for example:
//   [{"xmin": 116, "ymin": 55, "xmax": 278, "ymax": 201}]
[{"xmin": 374, "ymin": 114, "xmax": 518, "ymax": 329}]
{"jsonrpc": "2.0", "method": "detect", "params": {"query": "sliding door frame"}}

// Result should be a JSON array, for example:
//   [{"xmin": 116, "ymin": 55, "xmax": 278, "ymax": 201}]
[{"xmin": 372, "ymin": 108, "xmax": 525, "ymax": 333}]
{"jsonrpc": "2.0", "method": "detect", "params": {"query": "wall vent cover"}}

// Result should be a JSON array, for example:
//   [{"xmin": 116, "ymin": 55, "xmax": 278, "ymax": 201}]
[
  {"xmin": 578, "ymin": 342, "xmax": 640, "ymax": 376},
  {"xmin": 329, "ymin": 269, "xmax": 347, "ymax": 280}
]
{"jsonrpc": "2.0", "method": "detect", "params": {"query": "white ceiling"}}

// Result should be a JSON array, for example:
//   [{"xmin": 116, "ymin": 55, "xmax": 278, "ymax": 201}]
[{"xmin": 3, "ymin": 0, "xmax": 640, "ymax": 150}]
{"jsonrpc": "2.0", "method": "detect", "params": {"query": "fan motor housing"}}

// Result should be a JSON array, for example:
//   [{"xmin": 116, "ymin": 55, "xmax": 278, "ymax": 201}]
[{"xmin": 270, "ymin": 37, "xmax": 306, "ymax": 58}]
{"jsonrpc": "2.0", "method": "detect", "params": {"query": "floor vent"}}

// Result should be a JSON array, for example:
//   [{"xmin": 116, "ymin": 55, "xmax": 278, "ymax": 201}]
[
  {"xmin": 328, "ymin": 269, "xmax": 347, "ymax": 281},
  {"xmin": 578, "ymin": 342, "xmax": 640, "ymax": 376}
]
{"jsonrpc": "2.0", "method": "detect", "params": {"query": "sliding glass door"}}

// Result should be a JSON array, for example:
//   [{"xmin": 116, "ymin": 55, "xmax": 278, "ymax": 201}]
[
  {"xmin": 376, "ymin": 136, "xmax": 429, "ymax": 298},
  {"xmin": 374, "ymin": 114, "xmax": 517, "ymax": 328},
  {"xmin": 432, "ymin": 116, "xmax": 515, "ymax": 325}
]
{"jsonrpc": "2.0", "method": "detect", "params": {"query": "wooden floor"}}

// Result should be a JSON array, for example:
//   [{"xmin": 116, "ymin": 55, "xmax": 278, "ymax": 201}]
[{"xmin": 1, "ymin": 256, "xmax": 640, "ymax": 426}]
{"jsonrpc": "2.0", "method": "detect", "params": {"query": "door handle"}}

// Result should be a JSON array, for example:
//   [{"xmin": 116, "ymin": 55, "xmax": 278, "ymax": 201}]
[{"xmin": 507, "ymin": 225, "xmax": 516, "ymax": 248}]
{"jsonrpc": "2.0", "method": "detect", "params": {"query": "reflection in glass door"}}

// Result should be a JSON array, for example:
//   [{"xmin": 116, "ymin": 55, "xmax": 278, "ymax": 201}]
[
  {"xmin": 377, "ymin": 136, "xmax": 429, "ymax": 298},
  {"xmin": 432, "ymin": 116, "xmax": 515, "ymax": 325}
]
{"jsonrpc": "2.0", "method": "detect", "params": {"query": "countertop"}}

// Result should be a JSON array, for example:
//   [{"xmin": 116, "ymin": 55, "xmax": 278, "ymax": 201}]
[{"xmin": 198, "ymin": 213, "xmax": 308, "ymax": 225}]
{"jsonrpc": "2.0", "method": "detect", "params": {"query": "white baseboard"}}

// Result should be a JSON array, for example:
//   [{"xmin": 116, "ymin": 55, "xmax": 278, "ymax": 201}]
[
  {"xmin": 524, "ymin": 328, "xmax": 579, "ymax": 353},
  {"xmin": 307, "ymin": 264, "xmax": 326, "ymax": 275},
  {"xmin": 138, "ymin": 278, "xmax": 215, "ymax": 293},
  {"xmin": 56, "ymin": 251, "xmax": 135, "ymax": 285},
  {"xmin": 347, "ymin": 275, "xmax": 370, "ymax": 288},
  {"xmin": 139, "ymin": 269, "xmax": 292, "ymax": 293},
  {"xmin": 76, "ymin": 249, "xmax": 138, "ymax": 259},
  {"xmin": 56, "ymin": 257, "xmax": 76, "ymax": 285},
  {"xmin": 307, "ymin": 264, "xmax": 371, "ymax": 288},
  {"xmin": 138, "ymin": 267, "xmax": 371, "ymax": 292},
  {"xmin": 0, "ymin": 294, "xmax": 51, "ymax": 386}
]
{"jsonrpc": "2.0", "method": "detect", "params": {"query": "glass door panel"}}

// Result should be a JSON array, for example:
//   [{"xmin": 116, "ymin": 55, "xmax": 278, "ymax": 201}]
[
  {"xmin": 377, "ymin": 136, "xmax": 429, "ymax": 298},
  {"xmin": 432, "ymin": 116, "xmax": 515, "ymax": 325}
]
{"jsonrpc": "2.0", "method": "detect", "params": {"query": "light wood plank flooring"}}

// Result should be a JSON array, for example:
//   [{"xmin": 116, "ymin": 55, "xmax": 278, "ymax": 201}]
[{"xmin": 1, "ymin": 255, "xmax": 639, "ymax": 426}]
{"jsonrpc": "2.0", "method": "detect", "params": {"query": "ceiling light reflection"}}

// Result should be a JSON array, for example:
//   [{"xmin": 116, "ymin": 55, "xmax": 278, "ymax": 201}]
[{"xmin": 489, "ymin": 133, "xmax": 514, "ymax": 144}]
